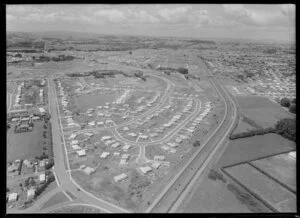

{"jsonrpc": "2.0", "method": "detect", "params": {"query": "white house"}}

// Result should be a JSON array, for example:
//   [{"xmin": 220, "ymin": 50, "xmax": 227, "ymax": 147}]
[
  {"xmin": 122, "ymin": 144, "xmax": 131, "ymax": 151},
  {"xmin": 101, "ymin": 136, "xmax": 112, "ymax": 141},
  {"xmin": 84, "ymin": 167, "xmax": 95, "ymax": 175},
  {"xmin": 8, "ymin": 193, "xmax": 18, "ymax": 202},
  {"xmin": 152, "ymin": 161, "xmax": 161, "ymax": 170},
  {"xmin": 39, "ymin": 173, "xmax": 46, "ymax": 183},
  {"xmin": 100, "ymin": 152, "xmax": 110, "ymax": 159},
  {"xmin": 139, "ymin": 166, "xmax": 152, "ymax": 175},
  {"xmin": 27, "ymin": 188, "xmax": 35, "ymax": 200},
  {"xmin": 114, "ymin": 173, "xmax": 128, "ymax": 183},
  {"xmin": 77, "ymin": 149, "xmax": 86, "ymax": 157},
  {"xmin": 111, "ymin": 142, "xmax": 121, "ymax": 148},
  {"xmin": 68, "ymin": 133, "xmax": 77, "ymax": 140}
]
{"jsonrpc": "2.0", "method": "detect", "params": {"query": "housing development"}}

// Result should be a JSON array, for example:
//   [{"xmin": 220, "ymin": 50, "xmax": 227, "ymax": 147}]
[{"xmin": 6, "ymin": 4, "xmax": 296, "ymax": 214}]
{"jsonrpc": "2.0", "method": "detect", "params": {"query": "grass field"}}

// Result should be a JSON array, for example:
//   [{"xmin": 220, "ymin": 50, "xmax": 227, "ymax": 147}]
[
  {"xmin": 251, "ymin": 153, "xmax": 296, "ymax": 192},
  {"xmin": 74, "ymin": 92, "xmax": 116, "ymax": 112},
  {"xmin": 182, "ymin": 177, "xmax": 251, "ymax": 213},
  {"xmin": 236, "ymin": 96, "xmax": 293, "ymax": 128},
  {"xmin": 7, "ymin": 121, "xmax": 45, "ymax": 162},
  {"xmin": 50, "ymin": 205, "xmax": 102, "ymax": 213},
  {"xmin": 40, "ymin": 191, "xmax": 70, "ymax": 210},
  {"xmin": 225, "ymin": 163, "xmax": 295, "ymax": 211},
  {"xmin": 216, "ymin": 134, "xmax": 295, "ymax": 168}
]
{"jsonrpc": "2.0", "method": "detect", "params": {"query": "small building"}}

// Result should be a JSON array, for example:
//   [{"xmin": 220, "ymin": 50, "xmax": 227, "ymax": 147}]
[
  {"xmin": 122, "ymin": 144, "xmax": 131, "ymax": 151},
  {"xmin": 8, "ymin": 193, "xmax": 18, "ymax": 202},
  {"xmin": 289, "ymin": 151, "xmax": 296, "ymax": 159},
  {"xmin": 113, "ymin": 152, "xmax": 120, "ymax": 156},
  {"xmin": 105, "ymin": 140, "xmax": 116, "ymax": 145},
  {"xmin": 139, "ymin": 166, "xmax": 152, "ymax": 175},
  {"xmin": 72, "ymin": 144, "xmax": 81, "ymax": 150},
  {"xmin": 120, "ymin": 159, "xmax": 128, "ymax": 165},
  {"xmin": 84, "ymin": 167, "xmax": 95, "ymax": 175},
  {"xmin": 154, "ymin": 155, "xmax": 165, "ymax": 161},
  {"xmin": 114, "ymin": 173, "xmax": 128, "ymax": 183},
  {"xmin": 97, "ymin": 121, "xmax": 104, "ymax": 125},
  {"xmin": 123, "ymin": 127, "xmax": 129, "ymax": 131},
  {"xmin": 128, "ymin": 132, "xmax": 137, "ymax": 137},
  {"xmin": 77, "ymin": 149, "xmax": 86, "ymax": 157},
  {"xmin": 68, "ymin": 133, "xmax": 77, "ymax": 140},
  {"xmin": 85, "ymin": 132, "xmax": 94, "ymax": 137},
  {"xmin": 27, "ymin": 189, "xmax": 35, "ymax": 200},
  {"xmin": 149, "ymin": 133, "xmax": 158, "ymax": 138},
  {"xmin": 111, "ymin": 142, "xmax": 121, "ymax": 148},
  {"xmin": 39, "ymin": 107, "xmax": 46, "ymax": 114},
  {"xmin": 167, "ymin": 142, "xmax": 178, "ymax": 148},
  {"xmin": 152, "ymin": 161, "xmax": 161, "ymax": 170},
  {"xmin": 101, "ymin": 136, "xmax": 112, "ymax": 141},
  {"xmin": 140, "ymin": 135, "xmax": 149, "ymax": 139},
  {"xmin": 79, "ymin": 165, "xmax": 86, "ymax": 169},
  {"xmin": 39, "ymin": 173, "xmax": 46, "ymax": 183},
  {"xmin": 100, "ymin": 152, "xmax": 110, "ymax": 159},
  {"xmin": 70, "ymin": 140, "xmax": 79, "ymax": 145},
  {"xmin": 39, "ymin": 160, "xmax": 46, "ymax": 168}
]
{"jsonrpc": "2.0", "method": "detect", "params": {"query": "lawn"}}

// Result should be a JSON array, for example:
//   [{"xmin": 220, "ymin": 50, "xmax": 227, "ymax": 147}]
[
  {"xmin": 50, "ymin": 205, "xmax": 103, "ymax": 213},
  {"xmin": 236, "ymin": 96, "xmax": 293, "ymax": 128},
  {"xmin": 7, "ymin": 121, "xmax": 45, "ymax": 162},
  {"xmin": 74, "ymin": 92, "xmax": 116, "ymax": 112},
  {"xmin": 181, "ymin": 177, "xmax": 251, "ymax": 213},
  {"xmin": 216, "ymin": 134, "xmax": 295, "ymax": 168},
  {"xmin": 251, "ymin": 153, "xmax": 296, "ymax": 192},
  {"xmin": 40, "ymin": 191, "xmax": 70, "ymax": 210},
  {"xmin": 225, "ymin": 163, "xmax": 295, "ymax": 211}
]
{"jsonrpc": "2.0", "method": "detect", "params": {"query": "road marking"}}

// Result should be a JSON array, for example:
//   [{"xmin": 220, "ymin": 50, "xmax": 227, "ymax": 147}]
[
  {"xmin": 53, "ymin": 171, "xmax": 61, "ymax": 187},
  {"xmin": 63, "ymin": 191, "xmax": 73, "ymax": 202}
]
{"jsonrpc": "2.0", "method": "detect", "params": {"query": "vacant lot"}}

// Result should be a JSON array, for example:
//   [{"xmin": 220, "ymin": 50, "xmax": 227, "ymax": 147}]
[
  {"xmin": 225, "ymin": 163, "xmax": 296, "ymax": 212},
  {"xmin": 50, "ymin": 205, "xmax": 103, "ymax": 213},
  {"xmin": 251, "ymin": 153, "xmax": 296, "ymax": 192},
  {"xmin": 181, "ymin": 177, "xmax": 251, "ymax": 213},
  {"xmin": 7, "ymin": 121, "xmax": 45, "ymax": 162},
  {"xmin": 40, "ymin": 191, "xmax": 70, "ymax": 210},
  {"xmin": 216, "ymin": 134, "xmax": 295, "ymax": 168},
  {"xmin": 74, "ymin": 92, "xmax": 116, "ymax": 112},
  {"xmin": 236, "ymin": 96, "xmax": 293, "ymax": 128}
]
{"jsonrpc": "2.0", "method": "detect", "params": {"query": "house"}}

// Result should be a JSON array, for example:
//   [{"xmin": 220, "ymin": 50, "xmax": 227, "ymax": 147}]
[
  {"xmin": 27, "ymin": 188, "xmax": 35, "ymax": 200},
  {"xmin": 84, "ymin": 167, "xmax": 96, "ymax": 175},
  {"xmin": 175, "ymin": 138, "xmax": 183, "ymax": 143},
  {"xmin": 121, "ymin": 154, "xmax": 131, "ymax": 160},
  {"xmin": 288, "ymin": 151, "xmax": 296, "ymax": 160},
  {"xmin": 88, "ymin": 121, "xmax": 95, "ymax": 126},
  {"xmin": 8, "ymin": 193, "xmax": 18, "ymax": 202},
  {"xmin": 72, "ymin": 144, "xmax": 81, "ymax": 150},
  {"xmin": 97, "ymin": 121, "xmax": 104, "ymax": 125},
  {"xmin": 101, "ymin": 136, "xmax": 112, "ymax": 141},
  {"xmin": 77, "ymin": 149, "xmax": 86, "ymax": 157},
  {"xmin": 111, "ymin": 142, "xmax": 121, "ymax": 148},
  {"xmin": 149, "ymin": 133, "xmax": 158, "ymax": 138},
  {"xmin": 39, "ymin": 173, "xmax": 46, "ymax": 183},
  {"xmin": 114, "ymin": 173, "xmax": 128, "ymax": 183},
  {"xmin": 140, "ymin": 135, "xmax": 149, "ymax": 139},
  {"xmin": 154, "ymin": 155, "xmax": 165, "ymax": 161},
  {"xmin": 128, "ymin": 132, "xmax": 137, "ymax": 137},
  {"xmin": 100, "ymin": 152, "xmax": 110, "ymax": 159},
  {"xmin": 152, "ymin": 161, "xmax": 161, "ymax": 170},
  {"xmin": 167, "ymin": 142, "xmax": 178, "ymax": 148},
  {"xmin": 122, "ymin": 144, "xmax": 131, "ymax": 151},
  {"xmin": 39, "ymin": 107, "xmax": 46, "ymax": 114},
  {"xmin": 120, "ymin": 159, "xmax": 128, "ymax": 165},
  {"xmin": 123, "ymin": 127, "xmax": 129, "ymax": 131},
  {"xmin": 161, "ymin": 145, "xmax": 170, "ymax": 151},
  {"xmin": 85, "ymin": 132, "xmax": 94, "ymax": 137},
  {"xmin": 39, "ymin": 160, "xmax": 46, "ymax": 168},
  {"xmin": 70, "ymin": 140, "xmax": 79, "ymax": 145},
  {"xmin": 139, "ymin": 166, "xmax": 152, "ymax": 175},
  {"xmin": 113, "ymin": 152, "xmax": 120, "ymax": 156},
  {"xmin": 105, "ymin": 140, "xmax": 116, "ymax": 146},
  {"xmin": 68, "ymin": 133, "xmax": 77, "ymax": 140}
]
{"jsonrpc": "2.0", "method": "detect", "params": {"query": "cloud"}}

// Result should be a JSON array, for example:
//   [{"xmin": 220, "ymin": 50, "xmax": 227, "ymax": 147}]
[
  {"xmin": 93, "ymin": 9, "xmax": 127, "ymax": 23},
  {"xmin": 135, "ymin": 10, "xmax": 160, "ymax": 23},
  {"xmin": 222, "ymin": 4, "xmax": 293, "ymax": 27},
  {"xmin": 158, "ymin": 6, "xmax": 191, "ymax": 23}
]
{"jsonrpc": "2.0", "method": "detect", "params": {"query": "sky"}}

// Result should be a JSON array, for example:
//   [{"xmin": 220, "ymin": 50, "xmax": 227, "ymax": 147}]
[{"xmin": 6, "ymin": 4, "xmax": 295, "ymax": 43}]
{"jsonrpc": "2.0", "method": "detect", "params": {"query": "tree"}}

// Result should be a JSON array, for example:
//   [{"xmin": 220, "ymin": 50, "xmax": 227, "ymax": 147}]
[
  {"xmin": 291, "ymin": 98, "xmax": 296, "ymax": 104},
  {"xmin": 193, "ymin": 140, "xmax": 201, "ymax": 147},
  {"xmin": 289, "ymin": 104, "xmax": 296, "ymax": 114},
  {"xmin": 280, "ymin": 97, "xmax": 290, "ymax": 107},
  {"xmin": 24, "ymin": 178, "xmax": 30, "ymax": 187}
]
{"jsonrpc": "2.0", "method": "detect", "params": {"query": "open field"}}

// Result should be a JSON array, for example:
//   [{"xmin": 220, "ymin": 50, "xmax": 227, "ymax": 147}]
[
  {"xmin": 224, "ymin": 163, "xmax": 296, "ymax": 212},
  {"xmin": 236, "ymin": 96, "xmax": 293, "ymax": 128},
  {"xmin": 216, "ymin": 134, "xmax": 295, "ymax": 168},
  {"xmin": 40, "ymin": 191, "xmax": 70, "ymax": 210},
  {"xmin": 7, "ymin": 121, "xmax": 45, "ymax": 162},
  {"xmin": 50, "ymin": 205, "xmax": 103, "ymax": 213},
  {"xmin": 181, "ymin": 177, "xmax": 251, "ymax": 213},
  {"xmin": 251, "ymin": 153, "xmax": 296, "ymax": 192}
]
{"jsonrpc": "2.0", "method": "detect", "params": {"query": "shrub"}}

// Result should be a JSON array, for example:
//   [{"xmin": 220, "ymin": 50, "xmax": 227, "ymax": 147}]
[
  {"xmin": 177, "ymin": 67, "xmax": 189, "ymax": 74},
  {"xmin": 208, "ymin": 169, "xmax": 226, "ymax": 183},
  {"xmin": 193, "ymin": 140, "xmax": 201, "ymax": 147},
  {"xmin": 280, "ymin": 97, "xmax": 290, "ymax": 107},
  {"xmin": 289, "ymin": 104, "xmax": 296, "ymax": 114}
]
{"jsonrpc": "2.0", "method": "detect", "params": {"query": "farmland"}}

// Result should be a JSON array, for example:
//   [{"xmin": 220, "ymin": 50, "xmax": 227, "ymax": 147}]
[
  {"xmin": 224, "ymin": 163, "xmax": 296, "ymax": 212},
  {"xmin": 216, "ymin": 134, "xmax": 295, "ymax": 168},
  {"xmin": 50, "ymin": 204, "xmax": 103, "ymax": 213},
  {"xmin": 235, "ymin": 96, "xmax": 293, "ymax": 128}
]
